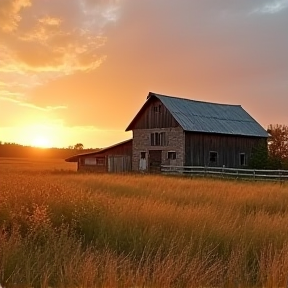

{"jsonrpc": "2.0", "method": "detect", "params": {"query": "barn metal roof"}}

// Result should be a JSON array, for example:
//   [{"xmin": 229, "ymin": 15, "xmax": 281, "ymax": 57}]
[{"xmin": 126, "ymin": 92, "xmax": 269, "ymax": 138}]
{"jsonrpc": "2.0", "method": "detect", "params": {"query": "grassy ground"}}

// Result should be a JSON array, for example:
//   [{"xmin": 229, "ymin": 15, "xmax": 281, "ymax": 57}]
[{"xmin": 1, "ymin": 158, "xmax": 288, "ymax": 287}]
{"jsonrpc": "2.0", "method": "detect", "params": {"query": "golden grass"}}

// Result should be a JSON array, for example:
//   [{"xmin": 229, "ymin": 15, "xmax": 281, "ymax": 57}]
[{"xmin": 1, "ymin": 158, "xmax": 288, "ymax": 287}]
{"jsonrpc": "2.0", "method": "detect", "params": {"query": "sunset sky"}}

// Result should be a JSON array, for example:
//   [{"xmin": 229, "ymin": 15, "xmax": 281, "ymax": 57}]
[{"xmin": 0, "ymin": 0, "xmax": 287, "ymax": 148}]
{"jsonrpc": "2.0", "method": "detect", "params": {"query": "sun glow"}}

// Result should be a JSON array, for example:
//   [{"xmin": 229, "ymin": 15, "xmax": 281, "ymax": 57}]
[
  {"xmin": 31, "ymin": 136, "xmax": 52, "ymax": 148},
  {"xmin": 19, "ymin": 123, "xmax": 58, "ymax": 148}
]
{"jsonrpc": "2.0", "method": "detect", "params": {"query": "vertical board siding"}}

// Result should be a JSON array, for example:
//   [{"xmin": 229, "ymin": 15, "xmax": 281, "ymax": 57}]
[
  {"xmin": 185, "ymin": 132, "xmax": 265, "ymax": 168},
  {"xmin": 132, "ymin": 99, "xmax": 179, "ymax": 129},
  {"xmin": 108, "ymin": 156, "xmax": 131, "ymax": 172}
]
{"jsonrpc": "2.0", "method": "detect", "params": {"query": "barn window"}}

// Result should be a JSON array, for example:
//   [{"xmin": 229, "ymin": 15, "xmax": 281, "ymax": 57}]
[
  {"xmin": 151, "ymin": 132, "xmax": 166, "ymax": 146},
  {"xmin": 153, "ymin": 105, "xmax": 162, "ymax": 113},
  {"xmin": 239, "ymin": 153, "xmax": 246, "ymax": 166},
  {"xmin": 84, "ymin": 158, "xmax": 97, "ymax": 165},
  {"xmin": 151, "ymin": 132, "xmax": 159, "ymax": 145},
  {"xmin": 96, "ymin": 158, "xmax": 105, "ymax": 165},
  {"xmin": 209, "ymin": 151, "xmax": 218, "ymax": 164},
  {"xmin": 168, "ymin": 151, "xmax": 176, "ymax": 160},
  {"xmin": 140, "ymin": 152, "xmax": 146, "ymax": 159},
  {"xmin": 160, "ymin": 132, "xmax": 166, "ymax": 145}
]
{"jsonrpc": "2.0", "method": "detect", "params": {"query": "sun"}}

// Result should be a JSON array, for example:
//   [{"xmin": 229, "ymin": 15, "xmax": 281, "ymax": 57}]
[{"xmin": 31, "ymin": 136, "xmax": 52, "ymax": 148}]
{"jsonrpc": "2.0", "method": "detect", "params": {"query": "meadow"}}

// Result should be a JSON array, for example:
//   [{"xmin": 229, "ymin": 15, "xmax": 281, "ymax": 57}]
[{"xmin": 1, "ymin": 158, "xmax": 288, "ymax": 287}]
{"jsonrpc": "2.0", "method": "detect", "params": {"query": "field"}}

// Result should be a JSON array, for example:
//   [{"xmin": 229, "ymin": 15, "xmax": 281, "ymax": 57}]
[{"xmin": 1, "ymin": 158, "xmax": 288, "ymax": 288}]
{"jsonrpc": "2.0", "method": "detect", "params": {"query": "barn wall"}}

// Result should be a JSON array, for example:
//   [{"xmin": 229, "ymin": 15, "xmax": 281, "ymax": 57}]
[
  {"xmin": 185, "ymin": 132, "xmax": 266, "ymax": 168},
  {"xmin": 132, "ymin": 127, "xmax": 185, "ymax": 171},
  {"xmin": 78, "ymin": 140, "xmax": 132, "ymax": 172},
  {"xmin": 78, "ymin": 156, "xmax": 107, "ymax": 172},
  {"xmin": 131, "ymin": 99, "xmax": 179, "ymax": 129}
]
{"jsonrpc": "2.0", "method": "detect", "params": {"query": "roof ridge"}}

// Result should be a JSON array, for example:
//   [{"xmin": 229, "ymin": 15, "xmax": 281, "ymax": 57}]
[{"xmin": 149, "ymin": 92, "xmax": 241, "ymax": 107}]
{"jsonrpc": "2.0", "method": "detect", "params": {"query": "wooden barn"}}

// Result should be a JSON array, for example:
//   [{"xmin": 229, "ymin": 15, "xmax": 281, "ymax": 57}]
[
  {"xmin": 65, "ymin": 139, "xmax": 132, "ymax": 172},
  {"xmin": 126, "ymin": 92, "xmax": 269, "ymax": 172}
]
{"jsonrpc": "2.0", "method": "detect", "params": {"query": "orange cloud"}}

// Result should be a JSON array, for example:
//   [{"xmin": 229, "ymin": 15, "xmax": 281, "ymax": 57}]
[
  {"xmin": 4, "ymin": 13, "xmax": 107, "ymax": 73},
  {"xmin": 0, "ymin": 0, "xmax": 31, "ymax": 32},
  {"xmin": 0, "ymin": 0, "xmax": 115, "ymax": 113}
]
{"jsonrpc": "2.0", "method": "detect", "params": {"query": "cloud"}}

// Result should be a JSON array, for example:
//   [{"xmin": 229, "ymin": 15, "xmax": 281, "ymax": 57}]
[
  {"xmin": 0, "ymin": 91, "xmax": 67, "ymax": 112},
  {"xmin": 0, "ymin": 0, "xmax": 120, "ymax": 109},
  {"xmin": 251, "ymin": 0, "xmax": 288, "ymax": 14},
  {"xmin": 0, "ymin": 0, "xmax": 31, "ymax": 32},
  {"xmin": 1, "ymin": 14, "xmax": 107, "ymax": 74}
]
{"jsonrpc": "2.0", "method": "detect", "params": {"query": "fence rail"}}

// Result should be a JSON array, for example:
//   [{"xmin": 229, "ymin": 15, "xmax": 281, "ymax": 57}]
[{"xmin": 161, "ymin": 165, "xmax": 288, "ymax": 181}]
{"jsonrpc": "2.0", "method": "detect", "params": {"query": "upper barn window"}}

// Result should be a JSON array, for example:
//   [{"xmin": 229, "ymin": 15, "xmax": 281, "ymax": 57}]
[
  {"xmin": 153, "ymin": 104, "xmax": 162, "ymax": 113},
  {"xmin": 151, "ymin": 132, "xmax": 166, "ymax": 146}
]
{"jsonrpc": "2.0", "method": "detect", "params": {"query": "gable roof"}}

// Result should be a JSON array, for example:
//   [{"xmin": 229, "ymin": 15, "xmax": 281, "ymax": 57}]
[
  {"xmin": 65, "ymin": 139, "xmax": 132, "ymax": 162},
  {"xmin": 126, "ymin": 92, "xmax": 268, "ymax": 138}
]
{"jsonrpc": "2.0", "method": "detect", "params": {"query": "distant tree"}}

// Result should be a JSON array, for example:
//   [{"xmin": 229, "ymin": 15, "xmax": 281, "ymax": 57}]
[
  {"xmin": 74, "ymin": 143, "xmax": 84, "ymax": 150},
  {"xmin": 267, "ymin": 124, "xmax": 288, "ymax": 169}
]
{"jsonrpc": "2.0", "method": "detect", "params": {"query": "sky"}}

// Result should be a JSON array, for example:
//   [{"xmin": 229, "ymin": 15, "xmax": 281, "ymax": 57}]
[{"xmin": 0, "ymin": 0, "xmax": 287, "ymax": 148}]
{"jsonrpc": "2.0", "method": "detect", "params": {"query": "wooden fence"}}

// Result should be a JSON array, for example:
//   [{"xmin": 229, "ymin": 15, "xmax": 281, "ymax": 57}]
[{"xmin": 161, "ymin": 165, "xmax": 288, "ymax": 182}]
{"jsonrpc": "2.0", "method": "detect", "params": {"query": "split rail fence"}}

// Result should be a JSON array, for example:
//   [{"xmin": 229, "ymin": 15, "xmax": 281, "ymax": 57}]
[{"xmin": 161, "ymin": 165, "xmax": 288, "ymax": 182}]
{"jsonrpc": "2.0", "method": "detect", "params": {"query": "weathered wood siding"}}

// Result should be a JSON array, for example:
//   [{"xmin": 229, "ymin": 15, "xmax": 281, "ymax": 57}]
[
  {"xmin": 108, "ymin": 156, "xmax": 131, "ymax": 172},
  {"xmin": 79, "ymin": 157, "xmax": 106, "ymax": 172},
  {"xmin": 78, "ymin": 140, "xmax": 132, "ymax": 172},
  {"xmin": 131, "ymin": 98, "xmax": 179, "ymax": 129},
  {"xmin": 185, "ymin": 132, "xmax": 266, "ymax": 168}
]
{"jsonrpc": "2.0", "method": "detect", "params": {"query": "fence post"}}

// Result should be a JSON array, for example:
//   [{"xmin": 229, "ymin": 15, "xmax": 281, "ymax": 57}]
[{"xmin": 253, "ymin": 170, "xmax": 256, "ymax": 181}]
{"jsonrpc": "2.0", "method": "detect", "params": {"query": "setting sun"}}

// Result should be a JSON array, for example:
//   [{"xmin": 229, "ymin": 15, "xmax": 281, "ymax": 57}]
[
  {"xmin": 31, "ymin": 136, "xmax": 51, "ymax": 148},
  {"xmin": 19, "ymin": 123, "xmax": 57, "ymax": 148}
]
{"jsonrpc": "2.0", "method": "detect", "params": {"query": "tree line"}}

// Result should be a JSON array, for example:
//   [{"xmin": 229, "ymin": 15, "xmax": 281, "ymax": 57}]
[{"xmin": 0, "ymin": 142, "xmax": 99, "ymax": 159}]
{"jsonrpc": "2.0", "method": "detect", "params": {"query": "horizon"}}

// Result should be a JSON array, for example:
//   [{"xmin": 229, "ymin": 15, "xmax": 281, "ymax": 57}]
[{"xmin": 1, "ymin": 1, "xmax": 287, "ymax": 148}]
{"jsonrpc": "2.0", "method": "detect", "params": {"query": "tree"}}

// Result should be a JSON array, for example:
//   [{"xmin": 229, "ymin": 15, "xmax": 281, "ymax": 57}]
[
  {"xmin": 267, "ymin": 124, "xmax": 288, "ymax": 169},
  {"xmin": 74, "ymin": 143, "xmax": 84, "ymax": 150},
  {"xmin": 249, "ymin": 140, "xmax": 268, "ymax": 169}
]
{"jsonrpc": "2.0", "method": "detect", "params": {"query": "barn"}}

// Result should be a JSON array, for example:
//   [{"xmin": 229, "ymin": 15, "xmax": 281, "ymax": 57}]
[
  {"xmin": 126, "ymin": 92, "xmax": 269, "ymax": 172},
  {"xmin": 65, "ymin": 139, "xmax": 132, "ymax": 172}
]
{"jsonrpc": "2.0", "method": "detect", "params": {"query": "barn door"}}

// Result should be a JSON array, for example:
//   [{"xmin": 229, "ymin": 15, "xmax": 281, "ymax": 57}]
[
  {"xmin": 149, "ymin": 150, "xmax": 162, "ymax": 173},
  {"xmin": 108, "ymin": 156, "xmax": 131, "ymax": 172}
]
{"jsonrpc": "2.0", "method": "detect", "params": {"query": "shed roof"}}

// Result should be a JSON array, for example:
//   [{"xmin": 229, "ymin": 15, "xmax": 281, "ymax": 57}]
[
  {"xmin": 65, "ymin": 139, "xmax": 132, "ymax": 162},
  {"xmin": 126, "ymin": 92, "xmax": 268, "ymax": 138}
]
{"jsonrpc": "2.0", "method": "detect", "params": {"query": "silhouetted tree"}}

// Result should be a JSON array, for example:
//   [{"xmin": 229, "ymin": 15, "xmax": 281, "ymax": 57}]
[
  {"xmin": 267, "ymin": 124, "xmax": 288, "ymax": 169},
  {"xmin": 74, "ymin": 143, "xmax": 84, "ymax": 150}
]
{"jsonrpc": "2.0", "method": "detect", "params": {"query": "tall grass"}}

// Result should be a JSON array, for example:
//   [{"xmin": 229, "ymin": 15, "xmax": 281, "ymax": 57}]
[{"xmin": 1, "ymin": 159, "xmax": 288, "ymax": 287}]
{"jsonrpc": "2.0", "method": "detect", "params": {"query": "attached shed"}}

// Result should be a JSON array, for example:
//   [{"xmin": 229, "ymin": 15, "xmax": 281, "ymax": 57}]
[
  {"xmin": 126, "ymin": 92, "xmax": 269, "ymax": 171},
  {"xmin": 65, "ymin": 139, "xmax": 132, "ymax": 172}
]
